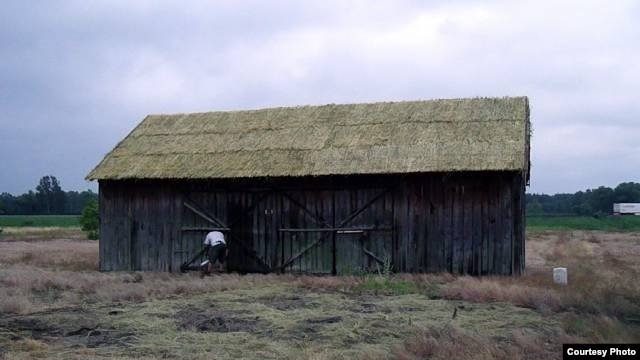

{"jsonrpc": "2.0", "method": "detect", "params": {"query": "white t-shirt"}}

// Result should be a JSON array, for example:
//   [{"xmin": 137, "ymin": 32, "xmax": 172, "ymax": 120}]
[{"xmin": 204, "ymin": 231, "xmax": 226, "ymax": 246}]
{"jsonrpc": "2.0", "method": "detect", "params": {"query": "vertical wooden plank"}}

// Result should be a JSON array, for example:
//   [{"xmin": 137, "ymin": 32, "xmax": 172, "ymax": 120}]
[
  {"xmin": 139, "ymin": 188, "xmax": 146, "ymax": 271},
  {"xmin": 424, "ymin": 176, "xmax": 434, "ymax": 272},
  {"xmin": 253, "ymin": 192, "xmax": 259, "ymax": 269},
  {"xmin": 281, "ymin": 191, "xmax": 291, "ymax": 272},
  {"xmin": 273, "ymin": 191, "xmax": 280, "ymax": 270},
  {"xmin": 98, "ymin": 183, "xmax": 106, "ymax": 271},
  {"xmin": 314, "ymin": 191, "xmax": 321, "ymax": 272},
  {"xmin": 157, "ymin": 189, "xmax": 165, "ymax": 271},
  {"xmin": 502, "ymin": 175, "xmax": 513, "ymax": 275},
  {"xmin": 412, "ymin": 183, "xmax": 424, "ymax": 272},
  {"xmin": 494, "ymin": 177, "xmax": 504, "ymax": 274},
  {"xmin": 334, "ymin": 189, "xmax": 351, "ymax": 274},
  {"xmin": 265, "ymin": 192, "xmax": 272, "ymax": 269},
  {"xmin": 332, "ymin": 189, "xmax": 337, "ymax": 275},
  {"xmin": 122, "ymin": 184, "xmax": 129, "ymax": 270},
  {"xmin": 271, "ymin": 191, "xmax": 280, "ymax": 270},
  {"xmin": 261, "ymin": 193, "xmax": 268, "ymax": 268},
  {"xmin": 511, "ymin": 175, "xmax": 522, "ymax": 275},
  {"xmin": 462, "ymin": 180, "xmax": 473, "ymax": 274},
  {"xmin": 391, "ymin": 186, "xmax": 397, "ymax": 272},
  {"xmin": 424, "ymin": 175, "xmax": 434, "ymax": 272},
  {"xmin": 517, "ymin": 173, "xmax": 526, "ymax": 274},
  {"xmin": 112, "ymin": 183, "xmax": 120, "ymax": 271},
  {"xmin": 435, "ymin": 175, "xmax": 445, "ymax": 272},
  {"xmin": 169, "ymin": 188, "xmax": 179, "ymax": 272},
  {"xmin": 293, "ymin": 191, "xmax": 304, "ymax": 272},
  {"xmin": 383, "ymin": 190, "xmax": 393, "ymax": 271},
  {"xmin": 264, "ymin": 192, "xmax": 270, "ymax": 268},
  {"xmin": 160, "ymin": 188, "xmax": 169, "ymax": 272},
  {"xmin": 471, "ymin": 182, "xmax": 482, "ymax": 275},
  {"xmin": 320, "ymin": 190, "xmax": 333, "ymax": 274},
  {"xmin": 480, "ymin": 178, "xmax": 489, "ymax": 275},
  {"xmin": 393, "ymin": 185, "xmax": 407, "ymax": 272},
  {"xmin": 452, "ymin": 179, "xmax": 464, "ymax": 273},
  {"xmin": 288, "ymin": 192, "xmax": 295, "ymax": 272},
  {"xmin": 350, "ymin": 189, "xmax": 358, "ymax": 271},
  {"xmin": 384, "ymin": 191, "xmax": 394, "ymax": 271},
  {"xmin": 171, "ymin": 190, "xmax": 183, "ymax": 272},
  {"xmin": 488, "ymin": 176, "xmax": 498, "ymax": 274},
  {"xmin": 442, "ymin": 177, "xmax": 452, "ymax": 272},
  {"xmin": 301, "ymin": 191, "xmax": 309, "ymax": 272}
]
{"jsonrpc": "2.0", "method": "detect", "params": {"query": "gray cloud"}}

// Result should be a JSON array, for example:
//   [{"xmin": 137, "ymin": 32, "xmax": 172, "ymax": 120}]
[{"xmin": 1, "ymin": 0, "xmax": 638, "ymax": 194}]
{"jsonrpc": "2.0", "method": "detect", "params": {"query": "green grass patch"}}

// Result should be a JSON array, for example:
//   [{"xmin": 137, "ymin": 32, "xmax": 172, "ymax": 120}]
[
  {"xmin": 0, "ymin": 215, "xmax": 80, "ymax": 228},
  {"xmin": 356, "ymin": 277, "xmax": 419, "ymax": 295},
  {"xmin": 354, "ymin": 276, "xmax": 440, "ymax": 297},
  {"xmin": 527, "ymin": 216, "xmax": 640, "ymax": 231}
]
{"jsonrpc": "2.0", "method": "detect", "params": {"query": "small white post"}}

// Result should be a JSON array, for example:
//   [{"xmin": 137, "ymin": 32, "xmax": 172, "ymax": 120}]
[{"xmin": 553, "ymin": 267, "xmax": 568, "ymax": 285}]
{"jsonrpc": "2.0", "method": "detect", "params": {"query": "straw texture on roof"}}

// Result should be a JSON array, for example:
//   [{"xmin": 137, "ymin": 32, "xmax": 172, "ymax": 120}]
[{"xmin": 87, "ymin": 97, "xmax": 530, "ymax": 180}]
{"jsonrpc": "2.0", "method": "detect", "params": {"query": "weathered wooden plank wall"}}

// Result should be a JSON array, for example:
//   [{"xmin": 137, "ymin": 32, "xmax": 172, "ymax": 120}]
[
  {"xmin": 98, "ymin": 172, "xmax": 525, "ymax": 275},
  {"xmin": 99, "ymin": 182, "xmax": 181, "ymax": 271}
]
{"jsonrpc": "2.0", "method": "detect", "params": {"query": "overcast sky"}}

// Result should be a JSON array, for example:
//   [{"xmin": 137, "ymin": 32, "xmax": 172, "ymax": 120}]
[{"xmin": 1, "ymin": 0, "xmax": 638, "ymax": 195}]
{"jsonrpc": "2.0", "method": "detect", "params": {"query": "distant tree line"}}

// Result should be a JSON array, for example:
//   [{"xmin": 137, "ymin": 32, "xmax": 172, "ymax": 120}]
[
  {"xmin": 0, "ymin": 176, "xmax": 98, "ymax": 215},
  {"xmin": 526, "ymin": 182, "xmax": 640, "ymax": 216}
]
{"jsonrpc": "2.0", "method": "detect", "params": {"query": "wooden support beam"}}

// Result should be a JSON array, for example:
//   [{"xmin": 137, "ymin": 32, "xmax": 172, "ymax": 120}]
[
  {"xmin": 278, "ymin": 227, "xmax": 392, "ymax": 233},
  {"xmin": 278, "ymin": 228, "xmax": 348, "ymax": 232},
  {"xmin": 228, "ymin": 233, "xmax": 272, "ymax": 272},
  {"xmin": 362, "ymin": 247, "xmax": 384, "ymax": 264},
  {"xmin": 339, "ymin": 189, "xmax": 390, "ymax": 228},
  {"xmin": 181, "ymin": 227, "xmax": 230, "ymax": 232},
  {"xmin": 183, "ymin": 201, "xmax": 227, "ymax": 228},
  {"xmin": 279, "ymin": 235, "xmax": 328, "ymax": 270},
  {"xmin": 281, "ymin": 192, "xmax": 333, "ymax": 229}
]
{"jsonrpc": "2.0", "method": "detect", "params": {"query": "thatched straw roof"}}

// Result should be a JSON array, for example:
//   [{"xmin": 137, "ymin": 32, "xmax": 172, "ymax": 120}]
[{"xmin": 87, "ymin": 97, "xmax": 530, "ymax": 180}]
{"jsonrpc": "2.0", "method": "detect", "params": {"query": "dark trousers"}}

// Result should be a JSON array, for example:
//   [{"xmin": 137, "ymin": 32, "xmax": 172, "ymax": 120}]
[{"xmin": 207, "ymin": 244, "xmax": 227, "ymax": 264}]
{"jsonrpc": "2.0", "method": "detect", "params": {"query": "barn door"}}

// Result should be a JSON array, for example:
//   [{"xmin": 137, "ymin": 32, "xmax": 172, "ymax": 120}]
[
  {"xmin": 278, "ymin": 191, "xmax": 334, "ymax": 274},
  {"xmin": 226, "ymin": 191, "xmax": 277, "ymax": 273},
  {"xmin": 176, "ymin": 191, "xmax": 275, "ymax": 273},
  {"xmin": 277, "ymin": 188, "xmax": 393, "ymax": 274},
  {"xmin": 333, "ymin": 189, "xmax": 394, "ymax": 274},
  {"xmin": 175, "ymin": 192, "xmax": 229, "ymax": 271}
]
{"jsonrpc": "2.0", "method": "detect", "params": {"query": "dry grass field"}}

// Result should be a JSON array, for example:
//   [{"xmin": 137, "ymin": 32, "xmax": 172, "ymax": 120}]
[{"xmin": 1, "ymin": 229, "xmax": 639, "ymax": 359}]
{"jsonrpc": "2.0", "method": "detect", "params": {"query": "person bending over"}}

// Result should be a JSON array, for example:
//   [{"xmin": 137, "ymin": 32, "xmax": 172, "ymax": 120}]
[{"xmin": 201, "ymin": 231, "xmax": 227, "ymax": 276}]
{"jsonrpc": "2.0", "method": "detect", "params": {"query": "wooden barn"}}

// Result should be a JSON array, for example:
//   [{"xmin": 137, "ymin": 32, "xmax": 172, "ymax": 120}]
[{"xmin": 87, "ymin": 97, "xmax": 530, "ymax": 275}]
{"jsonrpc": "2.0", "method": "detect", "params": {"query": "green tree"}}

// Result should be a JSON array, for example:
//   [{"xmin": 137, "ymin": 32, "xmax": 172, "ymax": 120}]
[
  {"xmin": 35, "ymin": 175, "xmax": 66, "ymax": 214},
  {"xmin": 526, "ymin": 198, "xmax": 544, "ymax": 215},
  {"xmin": 15, "ymin": 191, "xmax": 38, "ymax": 214},
  {"xmin": 80, "ymin": 200, "xmax": 99, "ymax": 240},
  {"xmin": 588, "ymin": 186, "xmax": 614, "ymax": 213},
  {"xmin": 614, "ymin": 182, "xmax": 640, "ymax": 203}
]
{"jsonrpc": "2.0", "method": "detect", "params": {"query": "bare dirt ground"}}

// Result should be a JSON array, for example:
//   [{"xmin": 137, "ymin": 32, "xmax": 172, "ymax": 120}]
[{"xmin": 1, "ymin": 230, "xmax": 639, "ymax": 359}]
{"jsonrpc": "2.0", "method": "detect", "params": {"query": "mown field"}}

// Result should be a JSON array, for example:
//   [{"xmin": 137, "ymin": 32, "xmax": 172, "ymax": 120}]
[
  {"xmin": 0, "ymin": 216, "xmax": 83, "ymax": 242},
  {"xmin": 0, "ymin": 215, "xmax": 80, "ymax": 228},
  {"xmin": 1, "ymin": 227, "xmax": 639, "ymax": 359},
  {"xmin": 527, "ymin": 215, "xmax": 640, "ymax": 231}
]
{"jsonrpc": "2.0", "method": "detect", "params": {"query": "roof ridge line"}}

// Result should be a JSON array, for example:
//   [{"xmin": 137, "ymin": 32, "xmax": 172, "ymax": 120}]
[{"xmin": 143, "ymin": 96, "xmax": 529, "ymax": 117}]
